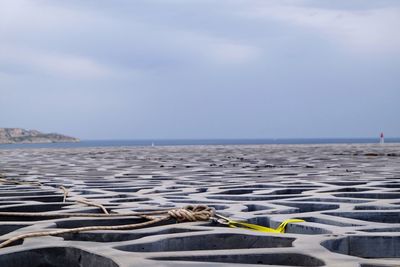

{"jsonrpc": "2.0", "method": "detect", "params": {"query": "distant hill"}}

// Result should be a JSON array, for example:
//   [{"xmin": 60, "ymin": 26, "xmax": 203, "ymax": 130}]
[{"xmin": 0, "ymin": 128, "xmax": 79, "ymax": 144}]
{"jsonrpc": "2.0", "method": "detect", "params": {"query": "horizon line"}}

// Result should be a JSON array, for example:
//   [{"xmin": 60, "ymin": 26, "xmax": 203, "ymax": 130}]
[{"xmin": 79, "ymin": 137, "xmax": 400, "ymax": 141}]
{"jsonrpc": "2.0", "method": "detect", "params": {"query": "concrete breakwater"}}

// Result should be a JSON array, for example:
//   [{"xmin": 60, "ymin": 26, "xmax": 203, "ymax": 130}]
[{"xmin": 0, "ymin": 144, "xmax": 399, "ymax": 266}]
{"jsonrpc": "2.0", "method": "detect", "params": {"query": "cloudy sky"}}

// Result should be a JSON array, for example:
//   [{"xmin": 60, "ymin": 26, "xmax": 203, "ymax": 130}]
[{"xmin": 0, "ymin": 0, "xmax": 399, "ymax": 139}]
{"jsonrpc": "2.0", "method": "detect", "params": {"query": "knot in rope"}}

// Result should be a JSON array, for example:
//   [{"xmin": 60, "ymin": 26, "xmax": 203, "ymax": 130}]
[{"xmin": 168, "ymin": 205, "xmax": 215, "ymax": 222}]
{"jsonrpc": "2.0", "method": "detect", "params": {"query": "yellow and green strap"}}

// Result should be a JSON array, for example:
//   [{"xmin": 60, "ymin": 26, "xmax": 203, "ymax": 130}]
[{"xmin": 227, "ymin": 218, "xmax": 305, "ymax": 233}]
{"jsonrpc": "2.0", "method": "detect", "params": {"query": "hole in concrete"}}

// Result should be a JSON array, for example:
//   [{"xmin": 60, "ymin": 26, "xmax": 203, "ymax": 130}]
[
  {"xmin": 0, "ymin": 191, "xmax": 58, "ymax": 197},
  {"xmin": 0, "ymin": 203, "xmax": 72, "ymax": 213},
  {"xmin": 0, "ymin": 246, "xmax": 118, "ymax": 267},
  {"xmin": 207, "ymin": 204, "xmax": 229, "ymax": 210},
  {"xmin": 269, "ymin": 188, "xmax": 313, "ymax": 195},
  {"xmin": 110, "ymin": 197, "xmax": 150, "ymax": 203},
  {"xmin": 163, "ymin": 196, "xmax": 188, "ymax": 200},
  {"xmin": 1, "ymin": 196, "xmax": 64, "ymax": 203},
  {"xmin": 219, "ymin": 184, "xmax": 282, "ymax": 189},
  {"xmin": 298, "ymin": 217, "xmax": 361, "ymax": 227},
  {"xmin": 145, "ymin": 189, "xmax": 182, "ymax": 194},
  {"xmin": 321, "ymin": 188, "xmax": 373, "ymax": 193},
  {"xmin": 196, "ymin": 187, "xmax": 208, "ymax": 193},
  {"xmin": 244, "ymin": 204, "xmax": 272, "ymax": 212},
  {"xmin": 361, "ymin": 227, "xmax": 400, "ymax": 233},
  {"xmin": 0, "ymin": 215, "xmax": 62, "ymax": 222},
  {"xmin": 151, "ymin": 253, "xmax": 324, "ymax": 266},
  {"xmin": 292, "ymin": 198, "xmax": 369, "ymax": 203},
  {"xmin": 69, "ymin": 190, "xmax": 101, "ymax": 195},
  {"xmin": 0, "ymin": 202, "xmax": 23, "ymax": 206},
  {"xmin": 354, "ymin": 205, "xmax": 400, "ymax": 210},
  {"xmin": 215, "ymin": 189, "xmax": 255, "ymax": 195},
  {"xmin": 0, "ymin": 224, "xmax": 30, "ymax": 236},
  {"xmin": 376, "ymin": 184, "xmax": 400, "ymax": 188},
  {"xmin": 359, "ymin": 264, "xmax": 398, "ymax": 267},
  {"xmin": 324, "ymin": 212, "xmax": 400, "ymax": 223},
  {"xmin": 322, "ymin": 235, "xmax": 400, "ymax": 258},
  {"xmin": 107, "ymin": 187, "xmax": 150, "ymax": 193},
  {"xmin": 269, "ymin": 207, "xmax": 300, "ymax": 214},
  {"xmin": 64, "ymin": 207, "xmax": 115, "ymax": 214},
  {"xmin": 208, "ymin": 195, "xmax": 296, "ymax": 201},
  {"xmin": 62, "ymin": 227, "xmax": 206, "ymax": 242},
  {"xmin": 166, "ymin": 200, "xmax": 236, "ymax": 205},
  {"xmin": 0, "ymin": 186, "xmax": 37, "ymax": 191},
  {"xmin": 55, "ymin": 217, "xmax": 149, "ymax": 228},
  {"xmin": 324, "ymin": 181, "xmax": 367, "ymax": 186},
  {"xmin": 166, "ymin": 186, "xmax": 187, "ymax": 190},
  {"xmin": 273, "ymin": 202, "xmax": 340, "ymax": 213},
  {"xmin": 334, "ymin": 193, "xmax": 400, "ymax": 199},
  {"xmin": 116, "ymin": 233, "xmax": 295, "ymax": 252}
]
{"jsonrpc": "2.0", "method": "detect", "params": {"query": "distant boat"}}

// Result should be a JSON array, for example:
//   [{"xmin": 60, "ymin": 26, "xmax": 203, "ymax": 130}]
[
  {"xmin": 151, "ymin": 142, "xmax": 155, "ymax": 147},
  {"xmin": 380, "ymin": 132, "xmax": 384, "ymax": 144}
]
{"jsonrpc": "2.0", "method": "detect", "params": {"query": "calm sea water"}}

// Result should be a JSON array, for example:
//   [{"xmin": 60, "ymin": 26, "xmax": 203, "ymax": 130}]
[{"xmin": 0, "ymin": 138, "xmax": 399, "ymax": 149}]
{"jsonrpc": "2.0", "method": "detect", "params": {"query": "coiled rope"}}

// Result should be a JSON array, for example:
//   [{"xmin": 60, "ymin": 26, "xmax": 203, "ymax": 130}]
[
  {"xmin": 0, "ymin": 178, "xmax": 305, "ymax": 249},
  {"xmin": 0, "ymin": 205, "xmax": 214, "ymax": 248}
]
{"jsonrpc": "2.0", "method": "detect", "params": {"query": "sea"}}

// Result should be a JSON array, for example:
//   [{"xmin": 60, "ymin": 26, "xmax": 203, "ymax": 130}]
[{"xmin": 0, "ymin": 138, "xmax": 399, "ymax": 149}]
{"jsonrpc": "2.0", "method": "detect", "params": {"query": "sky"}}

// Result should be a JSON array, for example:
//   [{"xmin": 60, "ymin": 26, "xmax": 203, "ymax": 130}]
[{"xmin": 0, "ymin": 0, "xmax": 399, "ymax": 140}]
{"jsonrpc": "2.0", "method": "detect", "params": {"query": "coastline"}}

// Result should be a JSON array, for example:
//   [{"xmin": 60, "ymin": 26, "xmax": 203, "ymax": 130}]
[{"xmin": 1, "ymin": 138, "xmax": 400, "ymax": 149}]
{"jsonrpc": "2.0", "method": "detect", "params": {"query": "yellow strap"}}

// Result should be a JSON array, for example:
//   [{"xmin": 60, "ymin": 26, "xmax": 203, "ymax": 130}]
[{"xmin": 227, "ymin": 219, "xmax": 305, "ymax": 233}]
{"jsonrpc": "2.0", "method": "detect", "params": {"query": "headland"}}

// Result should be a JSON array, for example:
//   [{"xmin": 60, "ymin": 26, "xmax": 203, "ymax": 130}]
[{"xmin": 0, "ymin": 128, "xmax": 79, "ymax": 144}]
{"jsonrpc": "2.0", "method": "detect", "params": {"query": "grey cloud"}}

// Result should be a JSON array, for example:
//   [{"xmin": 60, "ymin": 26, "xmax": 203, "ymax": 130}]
[{"xmin": 0, "ymin": 0, "xmax": 399, "ymax": 139}]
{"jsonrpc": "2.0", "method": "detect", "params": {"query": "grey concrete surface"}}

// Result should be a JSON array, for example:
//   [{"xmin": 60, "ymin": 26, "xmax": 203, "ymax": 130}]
[{"xmin": 0, "ymin": 144, "xmax": 399, "ymax": 266}]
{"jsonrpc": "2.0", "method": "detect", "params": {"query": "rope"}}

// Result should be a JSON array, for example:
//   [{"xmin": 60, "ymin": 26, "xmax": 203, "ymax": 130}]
[
  {"xmin": 0, "ymin": 216, "xmax": 169, "ymax": 249},
  {"xmin": 0, "ymin": 206, "xmax": 214, "ymax": 219},
  {"xmin": 60, "ymin": 186, "xmax": 69, "ymax": 203},
  {"xmin": 0, "ymin": 179, "xmax": 304, "ymax": 249},
  {"xmin": 0, "ymin": 211, "xmax": 168, "ymax": 218},
  {"xmin": 168, "ymin": 205, "xmax": 214, "ymax": 222},
  {"xmin": 0, "ymin": 176, "xmax": 217, "ymax": 248},
  {"xmin": 0, "ymin": 205, "xmax": 215, "ymax": 249},
  {"xmin": 75, "ymin": 198, "xmax": 109, "ymax": 215},
  {"xmin": 58, "ymin": 186, "xmax": 109, "ymax": 215}
]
